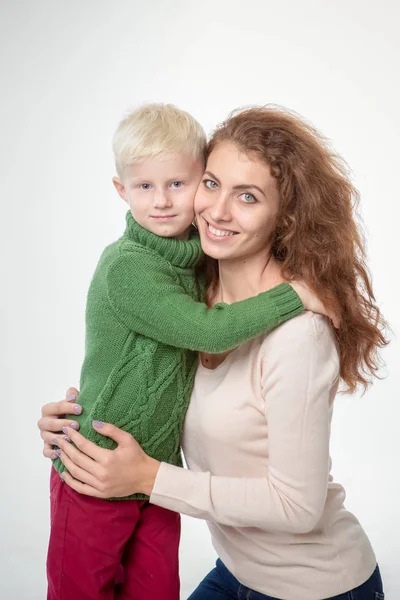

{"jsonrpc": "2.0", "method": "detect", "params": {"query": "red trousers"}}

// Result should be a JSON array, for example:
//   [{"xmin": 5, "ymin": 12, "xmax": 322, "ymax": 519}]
[{"xmin": 47, "ymin": 467, "xmax": 181, "ymax": 600}]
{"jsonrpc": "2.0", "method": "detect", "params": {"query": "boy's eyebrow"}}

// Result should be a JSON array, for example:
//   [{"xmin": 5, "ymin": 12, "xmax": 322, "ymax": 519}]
[
  {"xmin": 130, "ymin": 172, "xmax": 192, "ymax": 181},
  {"xmin": 204, "ymin": 171, "xmax": 266, "ymax": 198}
]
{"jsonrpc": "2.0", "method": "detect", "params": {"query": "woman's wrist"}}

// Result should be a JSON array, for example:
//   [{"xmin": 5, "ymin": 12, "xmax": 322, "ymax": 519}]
[{"xmin": 141, "ymin": 456, "xmax": 161, "ymax": 496}]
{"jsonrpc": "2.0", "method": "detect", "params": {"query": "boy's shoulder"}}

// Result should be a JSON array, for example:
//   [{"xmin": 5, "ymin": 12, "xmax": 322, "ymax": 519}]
[{"xmin": 95, "ymin": 235, "xmax": 173, "ymax": 279}]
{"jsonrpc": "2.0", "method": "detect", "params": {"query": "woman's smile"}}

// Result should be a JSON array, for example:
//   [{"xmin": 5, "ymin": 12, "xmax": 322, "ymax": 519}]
[{"xmin": 204, "ymin": 218, "xmax": 238, "ymax": 240}]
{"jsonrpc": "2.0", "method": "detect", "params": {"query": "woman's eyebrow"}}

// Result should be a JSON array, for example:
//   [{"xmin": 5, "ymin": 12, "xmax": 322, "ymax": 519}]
[
  {"xmin": 204, "ymin": 170, "xmax": 220, "ymax": 183},
  {"xmin": 232, "ymin": 183, "xmax": 266, "ymax": 197},
  {"xmin": 204, "ymin": 171, "xmax": 266, "ymax": 197}
]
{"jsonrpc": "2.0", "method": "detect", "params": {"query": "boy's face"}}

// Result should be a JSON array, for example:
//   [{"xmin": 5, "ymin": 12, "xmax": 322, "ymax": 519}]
[{"xmin": 113, "ymin": 153, "xmax": 204, "ymax": 241}]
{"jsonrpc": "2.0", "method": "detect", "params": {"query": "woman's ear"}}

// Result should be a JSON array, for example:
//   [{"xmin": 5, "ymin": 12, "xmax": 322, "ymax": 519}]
[{"xmin": 112, "ymin": 176, "xmax": 128, "ymax": 202}]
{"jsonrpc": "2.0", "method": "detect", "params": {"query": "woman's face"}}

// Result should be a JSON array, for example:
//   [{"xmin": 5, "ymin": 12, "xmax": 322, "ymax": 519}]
[{"xmin": 194, "ymin": 141, "xmax": 280, "ymax": 262}]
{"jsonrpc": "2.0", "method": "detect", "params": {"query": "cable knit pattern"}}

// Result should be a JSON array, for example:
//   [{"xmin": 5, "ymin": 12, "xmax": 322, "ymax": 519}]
[{"xmin": 53, "ymin": 212, "xmax": 303, "ymax": 500}]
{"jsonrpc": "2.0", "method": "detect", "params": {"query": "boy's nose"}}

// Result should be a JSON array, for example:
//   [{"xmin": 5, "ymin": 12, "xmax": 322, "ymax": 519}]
[{"xmin": 153, "ymin": 191, "xmax": 172, "ymax": 209}]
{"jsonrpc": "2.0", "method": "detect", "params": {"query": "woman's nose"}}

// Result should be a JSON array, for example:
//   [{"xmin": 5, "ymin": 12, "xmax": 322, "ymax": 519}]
[{"xmin": 209, "ymin": 195, "xmax": 232, "ymax": 222}]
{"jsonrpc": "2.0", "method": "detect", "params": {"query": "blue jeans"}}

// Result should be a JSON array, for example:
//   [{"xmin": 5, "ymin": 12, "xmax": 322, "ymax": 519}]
[{"xmin": 187, "ymin": 559, "xmax": 384, "ymax": 600}]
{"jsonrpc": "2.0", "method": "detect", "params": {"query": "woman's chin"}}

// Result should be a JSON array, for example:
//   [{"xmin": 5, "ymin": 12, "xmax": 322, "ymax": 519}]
[{"xmin": 200, "ymin": 238, "xmax": 236, "ymax": 260}]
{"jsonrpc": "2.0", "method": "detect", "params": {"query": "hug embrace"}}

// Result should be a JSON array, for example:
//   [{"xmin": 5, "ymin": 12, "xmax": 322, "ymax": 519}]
[{"xmin": 38, "ymin": 103, "xmax": 387, "ymax": 600}]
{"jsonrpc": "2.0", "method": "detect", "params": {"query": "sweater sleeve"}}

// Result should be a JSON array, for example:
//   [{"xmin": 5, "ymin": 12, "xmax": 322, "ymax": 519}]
[
  {"xmin": 106, "ymin": 245, "xmax": 303, "ymax": 353},
  {"xmin": 150, "ymin": 315, "xmax": 340, "ymax": 533}
]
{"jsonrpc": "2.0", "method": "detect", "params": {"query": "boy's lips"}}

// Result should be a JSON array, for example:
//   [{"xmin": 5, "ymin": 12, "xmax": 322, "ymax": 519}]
[{"xmin": 150, "ymin": 215, "xmax": 177, "ymax": 221}]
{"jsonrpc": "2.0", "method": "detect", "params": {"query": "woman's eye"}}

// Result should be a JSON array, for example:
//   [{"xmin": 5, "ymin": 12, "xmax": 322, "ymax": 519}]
[
  {"xmin": 203, "ymin": 179, "xmax": 217, "ymax": 189},
  {"xmin": 140, "ymin": 183, "xmax": 151, "ymax": 190},
  {"xmin": 171, "ymin": 181, "xmax": 182, "ymax": 188},
  {"xmin": 240, "ymin": 192, "xmax": 257, "ymax": 203}
]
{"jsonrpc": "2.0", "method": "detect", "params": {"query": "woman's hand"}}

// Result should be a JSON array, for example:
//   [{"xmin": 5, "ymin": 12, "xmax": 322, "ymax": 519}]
[
  {"xmin": 57, "ymin": 422, "xmax": 160, "ymax": 498},
  {"xmin": 291, "ymin": 280, "xmax": 340, "ymax": 328},
  {"xmin": 38, "ymin": 387, "xmax": 82, "ymax": 459},
  {"xmin": 38, "ymin": 387, "xmax": 160, "ymax": 497}
]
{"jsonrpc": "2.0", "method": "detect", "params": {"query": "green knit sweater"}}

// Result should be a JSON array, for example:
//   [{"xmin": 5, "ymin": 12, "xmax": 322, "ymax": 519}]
[{"xmin": 53, "ymin": 212, "xmax": 303, "ymax": 499}]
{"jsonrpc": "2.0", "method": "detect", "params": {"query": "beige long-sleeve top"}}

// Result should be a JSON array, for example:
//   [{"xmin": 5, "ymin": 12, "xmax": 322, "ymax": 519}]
[{"xmin": 150, "ymin": 313, "xmax": 376, "ymax": 600}]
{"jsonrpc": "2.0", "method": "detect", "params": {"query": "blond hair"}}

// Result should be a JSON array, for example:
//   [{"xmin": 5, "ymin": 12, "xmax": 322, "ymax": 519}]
[{"xmin": 113, "ymin": 103, "xmax": 207, "ymax": 177}]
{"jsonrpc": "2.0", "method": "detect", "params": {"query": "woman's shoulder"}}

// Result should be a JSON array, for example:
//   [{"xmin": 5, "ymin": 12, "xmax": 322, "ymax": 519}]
[
  {"xmin": 256, "ymin": 312, "xmax": 340, "ymax": 383},
  {"xmin": 260, "ymin": 311, "xmax": 337, "ymax": 353}
]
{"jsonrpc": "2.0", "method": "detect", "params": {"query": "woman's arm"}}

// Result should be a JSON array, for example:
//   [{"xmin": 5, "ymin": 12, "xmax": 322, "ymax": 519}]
[
  {"xmin": 150, "ymin": 315, "xmax": 340, "ymax": 534},
  {"xmin": 50, "ymin": 316, "xmax": 339, "ymax": 534}
]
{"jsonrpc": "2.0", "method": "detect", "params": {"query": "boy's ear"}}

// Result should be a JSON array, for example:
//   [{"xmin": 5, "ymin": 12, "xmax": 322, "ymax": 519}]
[{"xmin": 112, "ymin": 177, "xmax": 128, "ymax": 202}]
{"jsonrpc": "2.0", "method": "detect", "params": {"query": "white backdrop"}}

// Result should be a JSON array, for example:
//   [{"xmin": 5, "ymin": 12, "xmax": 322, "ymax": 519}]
[{"xmin": 1, "ymin": 0, "xmax": 399, "ymax": 598}]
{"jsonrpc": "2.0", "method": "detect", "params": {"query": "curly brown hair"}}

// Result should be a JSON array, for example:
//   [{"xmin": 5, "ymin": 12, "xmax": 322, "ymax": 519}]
[{"xmin": 203, "ymin": 106, "xmax": 388, "ymax": 393}]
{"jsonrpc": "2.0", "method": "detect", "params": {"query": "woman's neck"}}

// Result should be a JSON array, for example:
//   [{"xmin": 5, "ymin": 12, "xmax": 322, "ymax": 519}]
[{"xmin": 217, "ymin": 250, "xmax": 284, "ymax": 305}]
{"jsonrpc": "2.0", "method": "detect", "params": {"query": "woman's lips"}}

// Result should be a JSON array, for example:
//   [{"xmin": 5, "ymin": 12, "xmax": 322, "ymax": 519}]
[{"xmin": 204, "ymin": 219, "xmax": 237, "ymax": 241}]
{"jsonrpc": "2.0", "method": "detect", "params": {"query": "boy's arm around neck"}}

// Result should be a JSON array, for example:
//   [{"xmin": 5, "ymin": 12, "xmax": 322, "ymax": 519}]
[{"xmin": 106, "ymin": 245, "xmax": 304, "ymax": 354}]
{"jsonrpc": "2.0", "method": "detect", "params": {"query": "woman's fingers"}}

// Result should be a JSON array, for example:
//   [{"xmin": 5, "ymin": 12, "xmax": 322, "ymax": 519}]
[
  {"xmin": 41, "ymin": 399, "xmax": 82, "ymax": 418},
  {"xmin": 41, "ymin": 428, "xmax": 77, "ymax": 459},
  {"xmin": 65, "ymin": 387, "xmax": 79, "ymax": 402},
  {"xmin": 57, "ymin": 435, "xmax": 100, "ymax": 476},
  {"xmin": 91, "ymin": 421, "xmax": 133, "ymax": 447},
  {"xmin": 58, "ymin": 451, "xmax": 101, "ymax": 491},
  {"xmin": 40, "ymin": 431, "xmax": 64, "ymax": 447},
  {"xmin": 38, "ymin": 391, "xmax": 81, "ymax": 460},
  {"xmin": 60, "ymin": 472, "xmax": 105, "ymax": 498},
  {"xmin": 44, "ymin": 442, "xmax": 58, "ymax": 459},
  {"xmin": 40, "ymin": 400, "xmax": 68, "ymax": 417},
  {"xmin": 62, "ymin": 426, "xmax": 110, "ymax": 463},
  {"xmin": 39, "ymin": 428, "xmax": 80, "ymax": 448},
  {"xmin": 38, "ymin": 416, "xmax": 80, "ymax": 435}
]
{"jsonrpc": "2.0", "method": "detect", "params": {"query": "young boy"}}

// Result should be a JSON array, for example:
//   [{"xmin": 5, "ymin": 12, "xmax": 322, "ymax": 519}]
[{"xmin": 47, "ymin": 104, "xmax": 305, "ymax": 600}]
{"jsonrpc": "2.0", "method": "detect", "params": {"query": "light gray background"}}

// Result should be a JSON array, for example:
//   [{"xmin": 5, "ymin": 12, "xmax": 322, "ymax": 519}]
[{"xmin": 1, "ymin": 0, "xmax": 399, "ymax": 598}]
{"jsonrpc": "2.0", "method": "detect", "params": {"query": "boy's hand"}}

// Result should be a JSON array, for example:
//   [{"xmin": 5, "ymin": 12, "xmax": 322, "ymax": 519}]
[
  {"xmin": 38, "ymin": 387, "xmax": 82, "ymax": 459},
  {"xmin": 291, "ymin": 280, "xmax": 340, "ymax": 328}
]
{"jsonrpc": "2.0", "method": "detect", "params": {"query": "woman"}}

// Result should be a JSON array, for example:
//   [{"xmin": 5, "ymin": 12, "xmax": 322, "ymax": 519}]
[{"xmin": 38, "ymin": 106, "xmax": 387, "ymax": 599}]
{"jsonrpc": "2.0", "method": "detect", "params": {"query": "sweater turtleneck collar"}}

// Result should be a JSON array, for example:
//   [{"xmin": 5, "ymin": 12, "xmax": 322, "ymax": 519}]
[{"xmin": 123, "ymin": 211, "xmax": 203, "ymax": 269}]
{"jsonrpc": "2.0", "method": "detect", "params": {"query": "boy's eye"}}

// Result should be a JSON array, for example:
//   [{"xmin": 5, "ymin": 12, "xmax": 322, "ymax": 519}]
[
  {"xmin": 140, "ymin": 183, "xmax": 151, "ymax": 190},
  {"xmin": 203, "ymin": 179, "xmax": 217, "ymax": 189},
  {"xmin": 171, "ymin": 181, "xmax": 182, "ymax": 188},
  {"xmin": 239, "ymin": 192, "xmax": 257, "ymax": 204}
]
